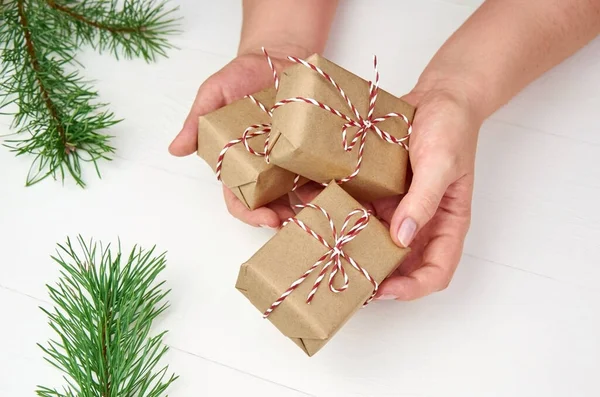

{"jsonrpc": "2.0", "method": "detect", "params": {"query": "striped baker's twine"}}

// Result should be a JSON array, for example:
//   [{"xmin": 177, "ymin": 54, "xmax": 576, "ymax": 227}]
[
  {"xmin": 215, "ymin": 47, "xmax": 300, "ymax": 191},
  {"xmin": 263, "ymin": 204, "xmax": 379, "ymax": 319},
  {"xmin": 271, "ymin": 55, "xmax": 412, "ymax": 185}
]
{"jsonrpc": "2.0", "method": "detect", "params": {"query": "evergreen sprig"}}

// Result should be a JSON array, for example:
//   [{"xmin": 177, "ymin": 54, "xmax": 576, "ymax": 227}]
[
  {"xmin": 0, "ymin": 0, "xmax": 179, "ymax": 187},
  {"xmin": 36, "ymin": 236, "xmax": 178, "ymax": 397}
]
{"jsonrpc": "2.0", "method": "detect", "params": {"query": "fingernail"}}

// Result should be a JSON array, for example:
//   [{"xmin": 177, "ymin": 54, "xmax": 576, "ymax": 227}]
[
  {"xmin": 376, "ymin": 294, "xmax": 397, "ymax": 300},
  {"xmin": 259, "ymin": 224, "xmax": 277, "ymax": 230},
  {"xmin": 397, "ymin": 217, "xmax": 417, "ymax": 247}
]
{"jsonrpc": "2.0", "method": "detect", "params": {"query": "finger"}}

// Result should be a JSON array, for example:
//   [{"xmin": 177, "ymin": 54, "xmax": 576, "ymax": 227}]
[
  {"xmin": 267, "ymin": 196, "xmax": 296, "ymax": 223},
  {"xmin": 390, "ymin": 154, "xmax": 457, "ymax": 247},
  {"xmin": 292, "ymin": 182, "xmax": 325, "ymax": 204},
  {"xmin": 169, "ymin": 53, "xmax": 287, "ymax": 157},
  {"xmin": 375, "ymin": 233, "xmax": 463, "ymax": 300},
  {"xmin": 223, "ymin": 186, "xmax": 280, "ymax": 228},
  {"xmin": 169, "ymin": 78, "xmax": 227, "ymax": 157},
  {"xmin": 375, "ymin": 265, "xmax": 445, "ymax": 301},
  {"xmin": 392, "ymin": 230, "xmax": 428, "ymax": 276},
  {"xmin": 372, "ymin": 195, "xmax": 402, "ymax": 224},
  {"xmin": 378, "ymin": 218, "xmax": 390, "ymax": 229}
]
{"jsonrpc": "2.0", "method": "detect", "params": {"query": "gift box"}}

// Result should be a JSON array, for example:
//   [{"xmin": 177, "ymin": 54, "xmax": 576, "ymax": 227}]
[
  {"xmin": 197, "ymin": 84, "xmax": 304, "ymax": 210},
  {"xmin": 235, "ymin": 182, "xmax": 410, "ymax": 356},
  {"xmin": 267, "ymin": 54, "xmax": 415, "ymax": 202}
]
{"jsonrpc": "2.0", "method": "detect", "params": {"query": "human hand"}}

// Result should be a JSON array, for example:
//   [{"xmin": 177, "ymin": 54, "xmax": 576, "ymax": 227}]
[
  {"xmin": 169, "ymin": 49, "xmax": 306, "ymax": 228},
  {"xmin": 294, "ymin": 82, "xmax": 483, "ymax": 300}
]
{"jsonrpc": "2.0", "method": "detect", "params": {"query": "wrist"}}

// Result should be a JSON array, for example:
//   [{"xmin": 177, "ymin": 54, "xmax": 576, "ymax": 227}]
[
  {"xmin": 238, "ymin": 0, "xmax": 336, "ymax": 61},
  {"xmin": 411, "ymin": 71, "xmax": 490, "ymax": 123},
  {"xmin": 238, "ymin": 39, "xmax": 314, "ymax": 60}
]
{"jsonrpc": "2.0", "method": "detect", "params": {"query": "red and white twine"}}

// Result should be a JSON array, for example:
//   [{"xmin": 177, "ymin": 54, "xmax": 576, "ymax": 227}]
[
  {"xmin": 215, "ymin": 47, "xmax": 300, "ymax": 190},
  {"xmin": 263, "ymin": 204, "xmax": 379, "ymax": 319},
  {"xmin": 271, "ymin": 55, "xmax": 412, "ymax": 185}
]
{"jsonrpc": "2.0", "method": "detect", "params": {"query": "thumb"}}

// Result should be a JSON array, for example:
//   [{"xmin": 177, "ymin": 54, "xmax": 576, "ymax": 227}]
[
  {"xmin": 169, "ymin": 79, "xmax": 226, "ymax": 157},
  {"xmin": 390, "ymin": 154, "xmax": 456, "ymax": 247}
]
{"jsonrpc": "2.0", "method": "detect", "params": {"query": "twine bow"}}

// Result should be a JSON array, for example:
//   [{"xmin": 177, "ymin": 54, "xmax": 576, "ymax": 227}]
[
  {"xmin": 271, "ymin": 55, "xmax": 413, "ymax": 185},
  {"xmin": 215, "ymin": 48, "xmax": 300, "ymax": 189},
  {"xmin": 263, "ymin": 204, "xmax": 378, "ymax": 318}
]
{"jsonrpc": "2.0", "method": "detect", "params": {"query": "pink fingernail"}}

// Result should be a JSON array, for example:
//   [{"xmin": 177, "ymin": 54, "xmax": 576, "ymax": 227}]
[
  {"xmin": 259, "ymin": 224, "xmax": 277, "ymax": 230},
  {"xmin": 376, "ymin": 295, "xmax": 397, "ymax": 301},
  {"xmin": 397, "ymin": 217, "xmax": 417, "ymax": 247}
]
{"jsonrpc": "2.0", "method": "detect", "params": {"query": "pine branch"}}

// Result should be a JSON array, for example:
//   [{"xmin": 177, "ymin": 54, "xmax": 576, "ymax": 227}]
[
  {"xmin": 16, "ymin": 0, "xmax": 66, "ymax": 147},
  {"xmin": 46, "ymin": 0, "xmax": 142, "ymax": 33},
  {"xmin": 44, "ymin": 0, "xmax": 181, "ymax": 62},
  {"xmin": 1, "ymin": 0, "xmax": 119, "ymax": 186},
  {"xmin": 36, "ymin": 236, "xmax": 178, "ymax": 397},
  {"xmin": 0, "ymin": 0, "xmax": 180, "ymax": 187}
]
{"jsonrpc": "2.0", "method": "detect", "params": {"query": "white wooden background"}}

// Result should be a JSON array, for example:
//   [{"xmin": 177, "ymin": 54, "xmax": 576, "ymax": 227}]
[{"xmin": 2, "ymin": 0, "xmax": 600, "ymax": 396}]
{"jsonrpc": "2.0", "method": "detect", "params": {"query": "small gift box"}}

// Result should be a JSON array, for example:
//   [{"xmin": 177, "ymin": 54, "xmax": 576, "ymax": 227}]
[
  {"xmin": 267, "ymin": 54, "xmax": 415, "ymax": 202},
  {"xmin": 197, "ymin": 51, "xmax": 304, "ymax": 210},
  {"xmin": 235, "ymin": 182, "xmax": 410, "ymax": 356}
]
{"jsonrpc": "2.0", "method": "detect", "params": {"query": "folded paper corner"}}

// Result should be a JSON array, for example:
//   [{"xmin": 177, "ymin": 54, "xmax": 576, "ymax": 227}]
[{"xmin": 290, "ymin": 337, "xmax": 328, "ymax": 357}]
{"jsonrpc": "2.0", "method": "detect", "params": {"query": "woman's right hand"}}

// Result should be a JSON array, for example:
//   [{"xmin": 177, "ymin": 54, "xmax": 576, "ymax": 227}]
[
  {"xmin": 169, "ymin": 0, "xmax": 337, "ymax": 227},
  {"xmin": 168, "ymin": 50, "xmax": 303, "ymax": 228}
]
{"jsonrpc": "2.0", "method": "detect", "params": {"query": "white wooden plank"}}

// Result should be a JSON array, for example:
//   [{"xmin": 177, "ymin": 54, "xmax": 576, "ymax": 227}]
[
  {"xmin": 490, "ymin": 37, "xmax": 600, "ymax": 145},
  {"xmin": 330, "ymin": 0, "xmax": 600, "ymax": 146},
  {"xmin": 161, "ymin": 254, "xmax": 600, "ymax": 397},
  {"xmin": 467, "ymin": 118, "xmax": 600, "ymax": 288},
  {"xmin": 1, "ymin": 155, "xmax": 599, "ymax": 396},
  {"xmin": 2, "ymin": 0, "xmax": 598, "ymax": 180},
  {"xmin": 326, "ymin": 0, "xmax": 474, "ymax": 97},
  {"xmin": 63, "ymin": 47, "xmax": 230, "ymax": 182},
  {"xmin": 4, "ymin": 0, "xmax": 594, "ymax": 183},
  {"xmin": 3, "ymin": 116, "xmax": 599, "ymax": 293},
  {"xmin": 171, "ymin": 0, "xmax": 241, "ymax": 58},
  {"xmin": 0, "ymin": 150, "xmax": 239, "ymax": 299}
]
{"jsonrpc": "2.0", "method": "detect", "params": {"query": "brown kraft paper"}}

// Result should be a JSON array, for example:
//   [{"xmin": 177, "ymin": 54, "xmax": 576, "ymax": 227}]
[
  {"xmin": 268, "ymin": 54, "xmax": 415, "ymax": 203},
  {"xmin": 197, "ymin": 87, "xmax": 304, "ymax": 210},
  {"xmin": 235, "ymin": 183, "xmax": 410, "ymax": 356}
]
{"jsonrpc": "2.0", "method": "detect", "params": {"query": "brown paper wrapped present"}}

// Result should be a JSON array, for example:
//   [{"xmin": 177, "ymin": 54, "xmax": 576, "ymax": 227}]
[
  {"xmin": 197, "ymin": 86, "xmax": 304, "ymax": 210},
  {"xmin": 268, "ymin": 54, "xmax": 415, "ymax": 202},
  {"xmin": 236, "ymin": 183, "xmax": 410, "ymax": 356},
  {"xmin": 197, "ymin": 46, "xmax": 315, "ymax": 211}
]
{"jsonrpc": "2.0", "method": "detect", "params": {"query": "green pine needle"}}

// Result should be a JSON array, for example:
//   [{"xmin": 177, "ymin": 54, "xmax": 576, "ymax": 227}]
[
  {"xmin": 0, "ymin": 0, "xmax": 180, "ymax": 187},
  {"xmin": 36, "ymin": 236, "xmax": 178, "ymax": 397}
]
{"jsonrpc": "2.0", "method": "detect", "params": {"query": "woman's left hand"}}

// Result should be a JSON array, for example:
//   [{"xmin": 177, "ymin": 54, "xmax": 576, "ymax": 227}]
[{"xmin": 294, "ymin": 81, "xmax": 484, "ymax": 300}]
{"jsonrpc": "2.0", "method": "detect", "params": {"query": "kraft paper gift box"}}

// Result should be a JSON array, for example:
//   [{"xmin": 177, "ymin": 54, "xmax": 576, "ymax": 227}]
[
  {"xmin": 235, "ymin": 183, "xmax": 410, "ymax": 356},
  {"xmin": 267, "ymin": 54, "xmax": 416, "ymax": 203},
  {"xmin": 197, "ymin": 87, "xmax": 304, "ymax": 210}
]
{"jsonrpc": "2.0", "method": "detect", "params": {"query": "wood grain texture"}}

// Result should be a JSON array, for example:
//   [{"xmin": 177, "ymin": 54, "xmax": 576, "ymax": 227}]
[{"xmin": 1, "ymin": 0, "xmax": 599, "ymax": 396}]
